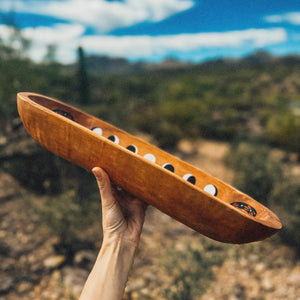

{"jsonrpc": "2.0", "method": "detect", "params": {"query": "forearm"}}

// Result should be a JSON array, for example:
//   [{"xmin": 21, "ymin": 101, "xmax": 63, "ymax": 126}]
[{"xmin": 79, "ymin": 237, "xmax": 137, "ymax": 300}]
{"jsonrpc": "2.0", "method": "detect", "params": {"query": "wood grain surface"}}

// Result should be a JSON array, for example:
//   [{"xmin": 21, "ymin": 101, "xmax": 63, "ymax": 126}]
[{"xmin": 17, "ymin": 92, "xmax": 282, "ymax": 244}]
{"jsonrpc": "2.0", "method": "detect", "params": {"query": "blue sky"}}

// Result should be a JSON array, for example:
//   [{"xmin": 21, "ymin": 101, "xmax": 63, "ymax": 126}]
[{"xmin": 0, "ymin": 0, "xmax": 299, "ymax": 63}]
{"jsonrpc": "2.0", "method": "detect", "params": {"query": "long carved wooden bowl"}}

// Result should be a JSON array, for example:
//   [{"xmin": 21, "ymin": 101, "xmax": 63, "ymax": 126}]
[{"xmin": 17, "ymin": 92, "xmax": 282, "ymax": 243}]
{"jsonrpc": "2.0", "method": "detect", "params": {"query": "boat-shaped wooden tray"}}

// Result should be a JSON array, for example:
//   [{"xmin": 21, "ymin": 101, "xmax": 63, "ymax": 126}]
[{"xmin": 17, "ymin": 92, "xmax": 282, "ymax": 244}]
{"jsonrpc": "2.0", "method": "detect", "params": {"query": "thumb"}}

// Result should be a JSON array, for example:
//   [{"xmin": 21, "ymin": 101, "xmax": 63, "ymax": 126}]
[{"xmin": 92, "ymin": 167, "xmax": 116, "ymax": 210}]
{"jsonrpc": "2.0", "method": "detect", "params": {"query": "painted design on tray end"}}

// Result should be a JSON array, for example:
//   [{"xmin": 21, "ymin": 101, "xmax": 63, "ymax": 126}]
[{"xmin": 230, "ymin": 202, "xmax": 257, "ymax": 217}]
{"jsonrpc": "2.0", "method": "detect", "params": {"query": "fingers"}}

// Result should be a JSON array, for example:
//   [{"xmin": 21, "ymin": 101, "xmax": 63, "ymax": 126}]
[
  {"xmin": 92, "ymin": 167, "xmax": 116, "ymax": 211},
  {"xmin": 92, "ymin": 167, "xmax": 147, "ymax": 245}
]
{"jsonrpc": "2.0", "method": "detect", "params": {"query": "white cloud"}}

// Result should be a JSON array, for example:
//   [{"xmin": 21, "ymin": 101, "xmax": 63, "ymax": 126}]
[
  {"xmin": 265, "ymin": 12, "xmax": 300, "ymax": 25},
  {"xmin": 81, "ymin": 28, "xmax": 287, "ymax": 59},
  {"xmin": 0, "ymin": 23, "xmax": 84, "ymax": 62},
  {"xmin": 0, "ymin": 0, "xmax": 195, "ymax": 32},
  {"xmin": 0, "ymin": 23, "xmax": 287, "ymax": 63},
  {"xmin": 22, "ymin": 23, "xmax": 85, "ymax": 44},
  {"xmin": 0, "ymin": 24, "xmax": 14, "ymax": 40},
  {"xmin": 22, "ymin": 23, "xmax": 85, "ymax": 62},
  {"xmin": 24, "ymin": 24, "xmax": 85, "ymax": 62}
]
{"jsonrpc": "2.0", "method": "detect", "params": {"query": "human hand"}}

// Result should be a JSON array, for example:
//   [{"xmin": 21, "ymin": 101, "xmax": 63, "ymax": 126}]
[
  {"xmin": 92, "ymin": 167, "xmax": 147, "ymax": 248},
  {"xmin": 80, "ymin": 168, "xmax": 147, "ymax": 299}
]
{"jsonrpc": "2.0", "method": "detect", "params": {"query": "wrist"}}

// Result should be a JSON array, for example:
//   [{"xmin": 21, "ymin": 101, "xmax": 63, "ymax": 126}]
[
  {"xmin": 102, "ymin": 233, "xmax": 139, "ymax": 252},
  {"xmin": 80, "ymin": 234, "xmax": 137, "ymax": 300}
]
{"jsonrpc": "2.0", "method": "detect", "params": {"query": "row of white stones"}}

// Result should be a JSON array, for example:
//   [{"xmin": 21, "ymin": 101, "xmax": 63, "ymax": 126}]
[{"xmin": 92, "ymin": 127, "xmax": 218, "ymax": 196}]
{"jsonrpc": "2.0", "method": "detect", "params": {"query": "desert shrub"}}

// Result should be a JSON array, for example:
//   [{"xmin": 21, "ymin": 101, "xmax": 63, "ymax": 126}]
[
  {"xmin": 270, "ymin": 178, "xmax": 300, "ymax": 250},
  {"xmin": 37, "ymin": 163, "xmax": 100, "ymax": 256},
  {"xmin": 265, "ymin": 110, "xmax": 300, "ymax": 154},
  {"xmin": 225, "ymin": 142, "xmax": 283, "ymax": 204},
  {"xmin": 2, "ymin": 146, "xmax": 62, "ymax": 194},
  {"xmin": 151, "ymin": 119, "xmax": 182, "ymax": 150},
  {"xmin": 157, "ymin": 99, "xmax": 216, "ymax": 141},
  {"xmin": 2, "ymin": 143, "xmax": 101, "ymax": 257},
  {"xmin": 36, "ymin": 184, "xmax": 100, "ymax": 259},
  {"xmin": 226, "ymin": 142, "xmax": 300, "ymax": 249},
  {"xmin": 159, "ymin": 242, "xmax": 224, "ymax": 300}
]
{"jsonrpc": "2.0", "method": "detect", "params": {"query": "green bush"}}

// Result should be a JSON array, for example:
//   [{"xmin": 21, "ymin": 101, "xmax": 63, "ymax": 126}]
[
  {"xmin": 159, "ymin": 241, "xmax": 223, "ymax": 300},
  {"xmin": 225, "ymin": 142, "xmax": 283, "ymax": 204},
  {"xmin": 265, "ymin": 110, "xmax": 300, "ymax": 154},
  {"xmin": 37, "ymin": 187, "xmax": 100, "ymax": 258},
  {"xmin": 2, "ymin": 142, "xmax": 101, "ymax": 257},
  {"xmin": 2, "ymin": 147, "xmax": 62, "ymax": 194},
  {"xmin": 270, "ymin": 179, "xmax": 300, "ymax": 250},
  {"xmin": 226, "ymin": 142, "xmax": 300, "ymax": 249}
]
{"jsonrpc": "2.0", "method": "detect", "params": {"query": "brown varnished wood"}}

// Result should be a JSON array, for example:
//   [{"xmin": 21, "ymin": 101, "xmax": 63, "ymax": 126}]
[{"xmin": 17, "ymin": 92, "xmax": 282, "ymax": 243}]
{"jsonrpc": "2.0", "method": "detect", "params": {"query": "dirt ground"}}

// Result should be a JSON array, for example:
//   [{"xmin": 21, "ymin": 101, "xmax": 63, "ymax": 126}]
[{"xmin": 0, "ymin": 139, "xmax": 299, "ymax": 299}]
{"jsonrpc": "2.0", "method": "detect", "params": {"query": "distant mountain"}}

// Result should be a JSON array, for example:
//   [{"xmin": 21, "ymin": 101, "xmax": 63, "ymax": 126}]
[
  {"xmin": 241, "ymin": 50, "xmax": 276, "ymax": 64},
  {"xmin": 66, "ymin": 55, "xmax": 145, "ymax": 75},
  {"xmin": 66, "ymin": 54, "xmax": 193, "ymax": 75},
  {"xmin": 65, "ymin": 51, "xmax": 300, "ymax": 76}
]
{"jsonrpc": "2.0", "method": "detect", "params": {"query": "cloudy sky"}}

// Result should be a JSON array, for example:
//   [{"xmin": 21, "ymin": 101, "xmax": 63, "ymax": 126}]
[{"xmin": 0, "ymin": 0, "xmax": 299, "ymax": 63}]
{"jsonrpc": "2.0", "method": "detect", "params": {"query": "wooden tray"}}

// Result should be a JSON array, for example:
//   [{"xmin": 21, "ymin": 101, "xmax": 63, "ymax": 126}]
[{"xmin": 17, "ymin": 92, "xmax": 282, "ymax": 244}]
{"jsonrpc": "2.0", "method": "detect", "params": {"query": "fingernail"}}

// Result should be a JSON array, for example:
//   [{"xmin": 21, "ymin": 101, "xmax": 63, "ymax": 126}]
[{"xmin": 92, "ymin": 167, "xmax": 102, "ymax": 179}]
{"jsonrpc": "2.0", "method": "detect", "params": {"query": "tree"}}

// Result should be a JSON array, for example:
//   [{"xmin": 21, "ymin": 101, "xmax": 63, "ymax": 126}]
[
  {"xmin": 43, "ymin": 44, "xmax": 57, "ymax": 64},
  {"xmin": 77, "ymin": 46, "xmax": 90, "ymax": 105}
]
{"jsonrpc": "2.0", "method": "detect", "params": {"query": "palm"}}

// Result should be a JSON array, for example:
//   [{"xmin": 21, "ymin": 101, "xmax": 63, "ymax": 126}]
[{"xmin": 93, "ymin": 167, "xmax": 147, "ymax": 247}]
